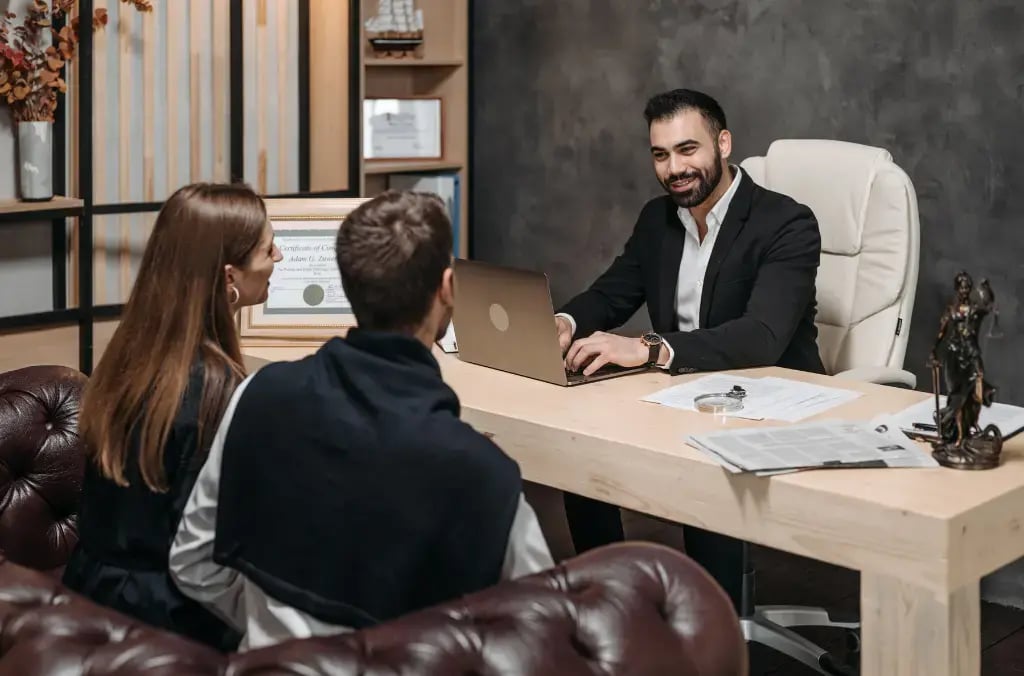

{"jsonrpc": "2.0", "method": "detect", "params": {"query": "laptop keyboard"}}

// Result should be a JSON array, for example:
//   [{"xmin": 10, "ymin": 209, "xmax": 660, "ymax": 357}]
[{"xmin": 565, "ymin": 362, "xmax": 636, "ymax": 382}]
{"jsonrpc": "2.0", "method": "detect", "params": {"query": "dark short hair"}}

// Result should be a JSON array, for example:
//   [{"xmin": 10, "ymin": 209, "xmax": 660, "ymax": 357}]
[
  {"xmin": 643, "ymin": 88, "xmax": 728, "ymax": 138},
  {"xmin": 336, "ymin": 190, "xmax": 452, "ymax": 332}
]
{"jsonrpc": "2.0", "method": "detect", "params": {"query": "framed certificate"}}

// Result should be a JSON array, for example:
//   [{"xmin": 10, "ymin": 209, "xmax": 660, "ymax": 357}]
[
  {"xmin": 239, "ymin": 198, "xmax": 371, "ymax": 342},
  {"xmin": 363, "ymin": 97, "xmax": 443, "ymax": 160}
]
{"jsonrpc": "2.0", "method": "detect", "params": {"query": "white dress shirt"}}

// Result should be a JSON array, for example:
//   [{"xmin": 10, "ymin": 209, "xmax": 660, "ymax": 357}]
[
  {"xmin": 558, "ymin": 165, "xmax": 743, "ymax": 369},
  {"xmin": 169, "ymin": 373, "xmax": 555, "ymax": 651}
]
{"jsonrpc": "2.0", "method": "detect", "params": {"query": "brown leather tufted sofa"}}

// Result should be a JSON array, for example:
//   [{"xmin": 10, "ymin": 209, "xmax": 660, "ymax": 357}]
[
  {"xmin": 0, "ymin": 543, "xmax": 748, "ymax": 675},
  {"xmin": 0, "ymin": 365, "xmax": 748, "ymax": 675},
  {"xmin": 0, "ymin": 365, "xmax": 86, "ymax": 576}
]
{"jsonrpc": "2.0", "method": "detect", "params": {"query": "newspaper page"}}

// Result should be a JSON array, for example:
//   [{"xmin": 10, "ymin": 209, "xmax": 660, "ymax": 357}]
[{"xmin": 688, "ymin": 418, "xmax": 939, "ymax": 474}]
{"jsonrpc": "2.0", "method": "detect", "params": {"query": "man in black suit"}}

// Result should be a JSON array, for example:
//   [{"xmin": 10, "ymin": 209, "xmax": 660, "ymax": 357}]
[{"xmin": 555, "ymin": 89, "xmax": 824, "ymax": 611}]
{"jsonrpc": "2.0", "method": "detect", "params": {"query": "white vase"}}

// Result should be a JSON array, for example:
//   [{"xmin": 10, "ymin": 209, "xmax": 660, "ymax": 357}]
[{"xmin": 17, "ymin": 121, "xmax": 53, "ymax": 202}]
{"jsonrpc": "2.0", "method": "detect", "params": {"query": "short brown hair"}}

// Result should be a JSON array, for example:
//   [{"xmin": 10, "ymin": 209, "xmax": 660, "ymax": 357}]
[{"xmin": 337, "ymin": 190, "xmax": 452, "ymax": 331}]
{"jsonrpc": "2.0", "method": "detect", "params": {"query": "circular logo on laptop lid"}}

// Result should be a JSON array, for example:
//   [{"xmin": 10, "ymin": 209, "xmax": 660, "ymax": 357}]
[{"xmin": 489, "ymin": 303, "xmax": 510, "ymax": 332}]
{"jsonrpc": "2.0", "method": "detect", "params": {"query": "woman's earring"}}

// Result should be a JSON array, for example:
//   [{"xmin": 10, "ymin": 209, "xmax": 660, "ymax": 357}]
[{"xmin": 228, "ymin": 285, "xmax": 240, "ymax": 305}]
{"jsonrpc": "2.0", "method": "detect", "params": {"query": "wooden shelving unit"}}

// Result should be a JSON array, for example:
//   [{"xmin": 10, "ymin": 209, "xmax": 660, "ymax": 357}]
[
  {"xmin": 365, "ymin": 160, "xmax": 463, "ymax": 175},
  {"xmin": 365, "ymin": 57, "xmax": 463, "ymax": 67},
  {"xmin": 0, "ymin": 196, "xmax": 83, "ymax": 218},
  {"xmin": 358, "ymin": 0, "xmax": 470, "ymax": 258}
]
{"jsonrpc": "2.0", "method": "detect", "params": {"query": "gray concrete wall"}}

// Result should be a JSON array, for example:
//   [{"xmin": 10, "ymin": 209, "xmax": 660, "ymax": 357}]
[{"xmin": 472, "ymin": 0, "xmax": 1024, "ymax": 605}]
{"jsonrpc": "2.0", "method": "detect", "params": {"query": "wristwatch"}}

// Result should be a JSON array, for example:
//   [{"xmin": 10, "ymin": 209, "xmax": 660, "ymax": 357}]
[{"xmin": 640, "ymin": 332, "xmax": 664, "ymax": 367}]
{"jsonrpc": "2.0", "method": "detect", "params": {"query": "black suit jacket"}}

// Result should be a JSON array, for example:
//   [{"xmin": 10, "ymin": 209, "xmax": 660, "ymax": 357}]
[{"xmin": 558, "ymin": 171, "xmax": 825, "ymax": 375}]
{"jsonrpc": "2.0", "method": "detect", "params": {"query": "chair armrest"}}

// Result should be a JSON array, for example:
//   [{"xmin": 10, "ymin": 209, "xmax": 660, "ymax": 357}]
[{"xmin": 833, "ymin": 366, "xmax": 917, "ymax": 389}]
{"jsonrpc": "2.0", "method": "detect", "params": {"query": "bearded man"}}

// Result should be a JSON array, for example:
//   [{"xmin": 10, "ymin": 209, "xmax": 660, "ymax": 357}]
[{"xmin": 554, "ymin": 88, "xmax": 824, "ymax": 611}]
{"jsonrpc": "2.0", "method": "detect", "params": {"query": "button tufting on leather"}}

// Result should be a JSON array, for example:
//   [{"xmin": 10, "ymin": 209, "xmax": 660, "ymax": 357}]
[{"xmin": 0, "ymin": 366, "xmax": 87, "ymax": 572}]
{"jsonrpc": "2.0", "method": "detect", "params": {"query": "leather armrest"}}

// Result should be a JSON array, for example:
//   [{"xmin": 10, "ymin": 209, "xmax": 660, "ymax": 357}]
[{"xmin": 833, "ymin": 366, "xmax": 917, "ymax": 389}]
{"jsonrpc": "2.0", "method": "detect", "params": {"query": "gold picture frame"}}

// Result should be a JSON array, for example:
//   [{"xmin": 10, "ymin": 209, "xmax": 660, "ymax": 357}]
[{"xmin": 238, "ymin": 198, "xmax": 371, "ymax": 344}]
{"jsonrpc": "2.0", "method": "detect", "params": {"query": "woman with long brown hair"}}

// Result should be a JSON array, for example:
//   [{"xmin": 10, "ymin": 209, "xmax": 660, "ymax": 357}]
[{"xmin": 63, "ymin": 182, "xmax": 281, "ymax": 650}]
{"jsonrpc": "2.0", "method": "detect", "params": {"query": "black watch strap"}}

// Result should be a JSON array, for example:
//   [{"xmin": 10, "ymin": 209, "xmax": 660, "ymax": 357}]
[{"xmin": 648, "ymin": 342, "xmax": 660, "ymax": 366}]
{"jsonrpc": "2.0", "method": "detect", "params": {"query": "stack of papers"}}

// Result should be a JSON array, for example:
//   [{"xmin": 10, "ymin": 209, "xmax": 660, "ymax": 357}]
[
  {"xmin": 642, "ymin": 374, "xmax": 862, "ymax": 422},
  {"xmin": 688, "ymin": 417, "xmax": 939, "ymax": 476},
  {"xmin": 887, "ymin": 396, "xmax": 1024, "ymax": 442}
]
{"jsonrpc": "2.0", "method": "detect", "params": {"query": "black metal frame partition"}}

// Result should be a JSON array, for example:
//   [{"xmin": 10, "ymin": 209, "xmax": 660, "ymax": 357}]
[{"xmin": 0, "ymin": 0, "xmax": 362, "ymax": 375}]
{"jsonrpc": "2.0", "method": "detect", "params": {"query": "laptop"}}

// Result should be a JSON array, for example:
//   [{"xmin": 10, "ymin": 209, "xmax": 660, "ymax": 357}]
[{"xmin": 451, "ymin": 259, "xmax": 651, "ymax": 386}]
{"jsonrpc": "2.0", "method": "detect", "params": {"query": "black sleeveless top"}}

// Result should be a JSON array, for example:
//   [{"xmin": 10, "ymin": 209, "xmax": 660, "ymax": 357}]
[{"xmin": 63, "ymin": 363, "xmax": 240, "ymax": 651}]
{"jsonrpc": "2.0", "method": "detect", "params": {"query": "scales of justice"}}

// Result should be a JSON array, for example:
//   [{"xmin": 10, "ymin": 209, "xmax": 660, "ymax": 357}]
[
  {"xmin": 365, "ymin": 0, "xmax": 425, "ymax": 57},
  {"xmin": 927, "ymin": 271, "xmax": 1005, "ymax": 470}
]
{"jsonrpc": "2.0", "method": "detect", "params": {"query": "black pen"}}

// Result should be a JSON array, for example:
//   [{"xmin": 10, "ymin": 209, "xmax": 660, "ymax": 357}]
[{"xmin": 912, "ymin": 422, "xmax": 937, "ymax": 431}]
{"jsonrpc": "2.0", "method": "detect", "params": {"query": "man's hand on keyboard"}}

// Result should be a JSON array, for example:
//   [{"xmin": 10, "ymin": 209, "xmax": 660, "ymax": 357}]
[{"xmin": 564, "ymin": 331, "xmax": 647, "ymax": 376}]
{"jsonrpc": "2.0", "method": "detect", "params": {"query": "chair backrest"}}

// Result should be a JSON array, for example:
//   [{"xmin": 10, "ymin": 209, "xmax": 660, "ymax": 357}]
[
  {"xmin": 0, "ymin": 365, "xmax": 87, "ymax": 574},
  {"xmin": 741, "ymin": 139, "xmax": 920, "ymax": 375}
]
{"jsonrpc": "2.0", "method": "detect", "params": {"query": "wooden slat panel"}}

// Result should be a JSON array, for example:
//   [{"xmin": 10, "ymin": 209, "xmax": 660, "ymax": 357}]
[
  {"xmin": 118, "ymin": 6, "xmax": 132, "ymax": 299},
  {"xmin": 189, "ymin": 1, "xmax": 202, "ymax": 181},
  {"xmin": 309, "ymin": 0, "xmax": 350, "ymax": 192},
  {"xmin": 240, "ymin": 0, "xmax": 301, "ymax": 194},
  {"xmin": 277, "ymin": 0, "xmax": 290, "ymax": 192},
  {"xmin": 128, "ymin": 211, "xmax": 158, "ymax": 289},
  {"xmin": 93, "ymin": 0, "xmax": 108, "ymax": 304},
  {"xmin": 166, "ymin": 1, "xmax": 184, "ymax": 194},
  {"xmin": 242, "ymin": 1, "xmax": 256, "ymax": 187},
  {"xmin": 67, "ymin": 5, "xmax": 79, "ymax": 307},
  {"xmin": 212, "ymin": 0, "xmax": 230, "ymax": 181},
  {"xmin": 143, "ymin": 7, "xmax": 155, "ymax": 200},
  {"xmin": 69, "ymin": 3, "xmax": 80, "ymax": 201},
  {"xmin": 256, "ymin": 0, "xmax": 268, "ymax": 193}
]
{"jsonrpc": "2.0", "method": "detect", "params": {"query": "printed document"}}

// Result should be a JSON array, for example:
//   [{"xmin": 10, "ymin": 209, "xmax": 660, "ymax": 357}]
[
  {"xmin": 642, "ymin": 374, "xmax": 862, "ymax": 422},
  {"xmin": 687, "ymin": 417, "xmax": 939, "ymax": 475},
  {"xmin": 888, "ymin": 396, "xmax": 1024, "ymax": 441}
]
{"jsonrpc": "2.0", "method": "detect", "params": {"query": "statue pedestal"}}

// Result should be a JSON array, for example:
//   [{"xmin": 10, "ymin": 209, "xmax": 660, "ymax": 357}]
[{"xmin": 931, "ymin": 426, "xmax": 1003, "ymax": 470}]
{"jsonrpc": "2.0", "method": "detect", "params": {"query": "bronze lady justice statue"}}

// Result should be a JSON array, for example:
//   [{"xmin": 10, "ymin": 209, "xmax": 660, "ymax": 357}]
[{"xmin": 928, "ymin": 271, "xmax": 1003, "ymax": 469}]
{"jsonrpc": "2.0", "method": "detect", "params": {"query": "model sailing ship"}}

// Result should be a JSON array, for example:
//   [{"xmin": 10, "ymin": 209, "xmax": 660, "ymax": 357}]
[{"xmin": 365, "ymin": 0, "xmax": 424, "ymax": 56}]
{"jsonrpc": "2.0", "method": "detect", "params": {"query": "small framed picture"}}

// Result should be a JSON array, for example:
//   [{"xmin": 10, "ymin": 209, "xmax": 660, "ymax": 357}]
[
  {"xmin": 363, "ymin": 97, "xmax": 443, "ymax": 160},
  {"xmin": 239, "ymin": 198, "xmax": 371, "ymax": 342}
]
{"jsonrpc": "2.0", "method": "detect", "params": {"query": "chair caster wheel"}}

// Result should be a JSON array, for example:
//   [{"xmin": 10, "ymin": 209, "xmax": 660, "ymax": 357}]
[
  {"xmin": 845, "ymin": 628, "xmax": 860, "ymax": 654},
  {"xmin": 820, "ymin": 652, "xmax": 858, "ymax": 676}
]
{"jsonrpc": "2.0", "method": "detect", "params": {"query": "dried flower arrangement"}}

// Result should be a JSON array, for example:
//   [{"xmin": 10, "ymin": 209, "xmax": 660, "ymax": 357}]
[{"xmin": 0, "ymin": 0, "xmax": 153, "ymax": 123}]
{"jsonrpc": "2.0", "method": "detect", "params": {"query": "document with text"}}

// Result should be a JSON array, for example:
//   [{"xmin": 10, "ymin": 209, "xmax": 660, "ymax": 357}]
[
  {"xmin": 642, "ymin": 374, "xmax": 863, "ymax": 422},
  {"xmin": 888, "ymin": 396, "xmax": 1024, "ymax": 442},
  {"xmin": 687, "ymin": 417, "xmax": 939, "ymax": 475}
]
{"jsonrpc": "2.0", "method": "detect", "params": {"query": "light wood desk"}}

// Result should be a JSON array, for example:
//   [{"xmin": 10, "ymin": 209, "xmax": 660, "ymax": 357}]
[{"xmin": 242, "ymin": 344, "xmax": 1024, "ymax": 676}]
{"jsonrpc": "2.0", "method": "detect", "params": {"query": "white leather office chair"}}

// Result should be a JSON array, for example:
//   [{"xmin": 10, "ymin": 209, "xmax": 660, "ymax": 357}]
[
  {"xmin": 742, "ymin": 138, "xmax": 920, "ymax": 388},
  {"xmin": 738, "ymin": 139, "xmax": 922, "ymax": 675}
]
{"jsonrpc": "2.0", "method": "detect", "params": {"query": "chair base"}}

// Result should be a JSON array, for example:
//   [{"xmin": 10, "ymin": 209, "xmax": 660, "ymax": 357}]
[
  {"xmin": 756, "ymin": 604, "xmax": 859, "ymax": 631},
  {"xmin": 740, "ymin": 548, "xmax": 859, "ymax": 675},
  {"xmin": 742, "ymin": 607, "xmax": 859, "ymax": 676}
]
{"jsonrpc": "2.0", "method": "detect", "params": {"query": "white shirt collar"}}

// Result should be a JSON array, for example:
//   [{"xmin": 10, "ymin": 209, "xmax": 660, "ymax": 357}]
[{"xmin": 677, "ymin": 164, "xmax": 743, "ymax": 240}]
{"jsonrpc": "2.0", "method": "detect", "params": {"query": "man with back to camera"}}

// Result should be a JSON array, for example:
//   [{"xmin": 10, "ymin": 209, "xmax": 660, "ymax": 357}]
[
  {"xmin": 554, "ymin": 88, "xmax": 824, "ymax": 610},
  {"xmin": 170, "ymin": 190, "xmax": 554, "ymax": 649}
]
